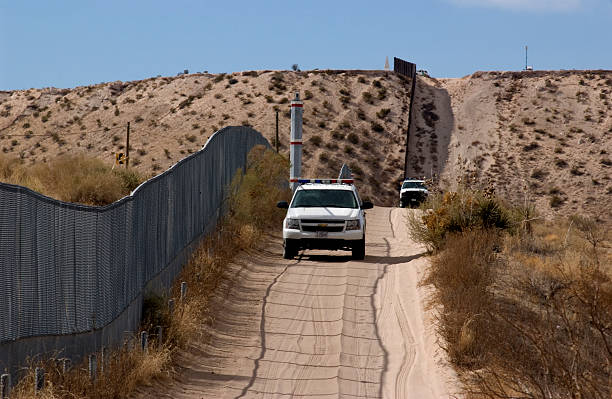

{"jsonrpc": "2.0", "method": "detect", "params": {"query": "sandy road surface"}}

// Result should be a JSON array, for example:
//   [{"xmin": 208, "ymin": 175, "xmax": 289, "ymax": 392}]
[{"xmin": 139, "ymin": 207, "xmax": 459, "ymax": 398}]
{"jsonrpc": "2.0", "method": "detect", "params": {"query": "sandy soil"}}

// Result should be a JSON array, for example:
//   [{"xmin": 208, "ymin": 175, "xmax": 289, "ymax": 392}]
[
  {"xmin": 0, "ymin": 70, "xmax": 410, "ymax": 206},
  {"xmin": 135, "ymin": 207, "xmax": 459, "ymax": 398},
  {"xmin": 409, "ymin": 71, "xmax": 611, "ymax": 222},
  {"xmin": 2, "ymin": 69, "xmax": 609, "ymax": 217}
]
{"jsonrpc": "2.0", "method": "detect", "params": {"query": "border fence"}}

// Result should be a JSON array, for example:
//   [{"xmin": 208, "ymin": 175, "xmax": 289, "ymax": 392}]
[
  {"xmin": 393, "ymin": 57, "xmax": 418, "ymax": 179},
  {"xmin": 0, "ymin": 126, "xmax": 269, "ymax": 375}
]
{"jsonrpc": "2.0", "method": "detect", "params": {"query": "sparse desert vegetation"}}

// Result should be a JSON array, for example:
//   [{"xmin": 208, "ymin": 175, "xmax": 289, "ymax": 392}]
[
  {"xmin": 409, "ymin": 188, "xmax": 611, "ymax": 398},
  {"xmin": 411, "ymin": 70, "xmax": 611, "ymax": 223},
  {"xmin": 0, "ymin": 70, "xmax": 409, "ymax": 205},
  {"xmin": 0, "ymin": 68, "xmax": 609, "ymax": 216}
]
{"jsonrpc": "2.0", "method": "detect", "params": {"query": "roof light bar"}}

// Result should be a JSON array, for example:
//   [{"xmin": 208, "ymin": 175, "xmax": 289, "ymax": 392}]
[{"xmin": 297, "ymin": 179, "xmax": 354, "ymax": 185}]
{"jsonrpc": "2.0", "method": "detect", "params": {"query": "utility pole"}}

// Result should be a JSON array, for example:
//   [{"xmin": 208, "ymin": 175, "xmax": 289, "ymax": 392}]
[
  {"xmin": 275, "ymin": 110, "xmax": 279, "ymax": 153},
  {"xmin": 126, "ymin": 121, "xmax": 130, "ymax": 169},
  {"xmin": 525, "ymin": 45, "xmax": 528, "ymax": 71}
]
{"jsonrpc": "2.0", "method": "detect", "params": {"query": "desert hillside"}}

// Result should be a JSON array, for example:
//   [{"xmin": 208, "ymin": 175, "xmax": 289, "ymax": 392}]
[
  {"xmin": 408, "ymin": 70, "xmax": 611, "ymax": 222},
  {"xmin": 0, "ymin": 70, "xmax": 411, "ymax": 206},
  {"xmin": 0, "ymin": 68, "xmax": 610, "ymax": 219}
]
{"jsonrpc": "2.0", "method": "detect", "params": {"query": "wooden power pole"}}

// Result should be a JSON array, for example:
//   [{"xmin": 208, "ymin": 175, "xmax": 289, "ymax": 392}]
[
  {"xmin": 126, "ymin": 121, "xmax": 130, "ymax": 169},
  {"xmin": 275, "ymin": 110, "xmax": 279, "ymax": 153}
]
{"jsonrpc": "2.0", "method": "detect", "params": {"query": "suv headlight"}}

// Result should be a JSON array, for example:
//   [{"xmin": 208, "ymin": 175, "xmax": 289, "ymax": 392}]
[
  {"xmin": 346, "ymin": 220, "xmax": 361, "ymax": 231},
  {"xmin": 285, "ymin": 218, "xmax": 300, "ymax": 229}
]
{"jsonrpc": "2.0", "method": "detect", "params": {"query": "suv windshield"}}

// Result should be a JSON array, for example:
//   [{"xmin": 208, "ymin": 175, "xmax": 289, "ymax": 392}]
[
  {"xmin": 291, "ymin": 189, "xmax": 358, "ymax": 208},
  {"xmin": 402, "ymin": 181, "xmax": 427, "ymax": 190}
]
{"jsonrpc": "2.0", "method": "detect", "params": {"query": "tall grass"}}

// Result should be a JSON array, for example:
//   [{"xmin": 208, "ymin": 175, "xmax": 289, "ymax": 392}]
[
  {"xmin": 10, "ymin": 146, "xmax": 291, "ymax": 398},
  {"xmin": 0, "ymin": 153, "xmax": 142, "ymax": 205},
  {"xmin": 411, "ymin": 189, "xmax": 611, "ymax": 398}
]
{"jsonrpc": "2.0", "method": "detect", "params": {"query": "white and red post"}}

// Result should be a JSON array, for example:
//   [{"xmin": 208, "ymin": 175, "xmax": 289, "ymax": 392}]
[{"xmin": 290, "ymin": 92, "xmax": 303, "ymax": 191}]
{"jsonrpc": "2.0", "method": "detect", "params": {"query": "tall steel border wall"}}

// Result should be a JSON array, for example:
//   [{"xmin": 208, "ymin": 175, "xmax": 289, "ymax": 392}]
[
  {"xmin": 0, "ymin": 126, "xmax": 269, "ymax": 374},
  {"xmin": 393, "ymin": 57, "xmax": 418, "ymax": 179}
]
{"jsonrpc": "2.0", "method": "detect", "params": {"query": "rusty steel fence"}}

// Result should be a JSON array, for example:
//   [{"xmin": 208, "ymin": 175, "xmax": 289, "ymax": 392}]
[{"xmin": 394, "ymin": 57, "xmax": 418, "ymax": 179}]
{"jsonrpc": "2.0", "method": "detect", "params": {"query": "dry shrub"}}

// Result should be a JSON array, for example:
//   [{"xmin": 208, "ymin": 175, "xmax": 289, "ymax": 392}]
[
  {"xmin": 424, "ymin": 230, "xmax": 500, "ymax": 366},
  {"xmin": 11, "ymin": 346, "xmax": 171, "ymax": 399},
  {"xmin": 227, "ymin": 145, "xmax": 290, "ymax": 230},
  {"xmin": 9, "ymin": 146, "xmax": 290, "ymax": 398},
  {"xmin": 408, "ymin": 188, "xmax": 522, "ymax": 251},
  {"xmin": 421, "ymin": 215, "xmax": 611, "ymax": 398},
  {"xmin": 0, "ymin": 153, "xmax": 143, "ymax": 205}
]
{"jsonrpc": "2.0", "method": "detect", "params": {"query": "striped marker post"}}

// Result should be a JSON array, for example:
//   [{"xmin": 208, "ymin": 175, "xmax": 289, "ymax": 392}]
[{"xmin": 289, "ymin": 92, "xmax": 303, "ymax": 191}]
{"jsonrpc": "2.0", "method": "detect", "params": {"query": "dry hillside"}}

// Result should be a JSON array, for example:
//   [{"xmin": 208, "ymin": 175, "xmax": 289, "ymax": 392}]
[
  {"xmin": 0, "ymin": 68, "xmax": 610, "ymax": 219},
  {"xmin": 0, "ymin": 70, "xmax": 411, "ymax": 206},
  {"xmin": 408, "ymin": 70, "xmax": 611, "ymax": 222}
]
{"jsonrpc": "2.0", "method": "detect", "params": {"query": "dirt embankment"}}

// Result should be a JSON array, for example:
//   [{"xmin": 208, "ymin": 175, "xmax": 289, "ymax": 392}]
[
  {"xmin": 0, "ymin": 70, "xmax": 411, "ymax": 206},
  {"xmin": 134, "ymin": 207, "xmax": 460, "ymax": 398},
  {"xmin": 408, "ymin": 70, "xmax": 611, "ymax": 222},
  {"xmin": 2, "ymin": 68, "xmax": 609, "ymax": 218}
]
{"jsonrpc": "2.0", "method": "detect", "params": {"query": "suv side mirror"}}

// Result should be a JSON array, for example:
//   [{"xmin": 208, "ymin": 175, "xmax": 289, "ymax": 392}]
[
  {"xmin": 361, "ymin": 201, "xmax": 373, "ymax": 210},
  {"xmin": 276, "ymin": 201, "xmax": 289, "ymax": 209}
]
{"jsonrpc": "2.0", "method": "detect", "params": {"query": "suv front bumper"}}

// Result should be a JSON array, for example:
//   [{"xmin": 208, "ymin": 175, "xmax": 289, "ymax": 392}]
[{"xmin": 283, "ymin": 228, "xmax": 363, "ymax": 250}]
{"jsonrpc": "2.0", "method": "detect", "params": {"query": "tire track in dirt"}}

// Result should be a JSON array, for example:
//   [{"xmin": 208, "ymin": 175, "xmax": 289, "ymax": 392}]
[
  {"xmin": 235, "ymin": 254, "xmax": 299, "ymax": 398},
  {"xmin": 393, "ymin": 298, "xmax": 417, "ymax": 399},
  {"xmin": 136, "ymin": 208, "xmax": 460, "ymax": 398}
]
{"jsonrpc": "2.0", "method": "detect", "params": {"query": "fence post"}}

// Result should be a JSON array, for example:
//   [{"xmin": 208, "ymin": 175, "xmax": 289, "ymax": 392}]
[
  {"xmin": 1, "ymin": 374, "xmax": 10, "ymax": 399},
  {"xmin": 140, "ymin": 331, "xmax": 148, "ymax": 353},
  {"xmin": 34, "ymin": 367, "xmax": 44, "ymax": 392},
  {"xmin": 180, "ymin": 282, "xmax": 187, "ymax": 301},
  {"xmin": 89, "ymin": 354, "xmax": 97, "ymax": 381},
  {"xmin": 156, "ymin": 325, "xmax": 163, "ymax": 347},
  {"xmin": 100, "ymin": 347, "xmax": 107, "ymax": 373},
  {"xmin": 168, "ymin": 299, "xmax": 175, "ymax": 313},
  {"xmin": 61, "ymin": 358, "xmax": 71, "ymax": 374}
]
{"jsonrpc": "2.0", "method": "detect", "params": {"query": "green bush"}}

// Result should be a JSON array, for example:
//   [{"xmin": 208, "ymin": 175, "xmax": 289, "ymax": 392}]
[
  {"xmin": 347, "ymin": 133, "xmax": 359, "ymax": 144},
  {"xmin": 376, "ymin": 108, "xmax": 391, "ymax": 119},
  {"xmin": 371, "ymin": 122, "xmax": 384, "ymax": 132},
  {"xmin": 309, "ymin": 135, "xmax": 322, "ymax": 146},
  {"xmin": 408, "ymin": 189, "xmax": 526, "ymax": 251}
]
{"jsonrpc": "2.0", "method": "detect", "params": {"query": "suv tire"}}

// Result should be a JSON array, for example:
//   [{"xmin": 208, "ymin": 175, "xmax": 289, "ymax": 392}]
[
  {"xmin": 283, "ymin": 239, "xmax": 297, "ymax": 259},
  {"xmin": 399, "ymin": 199, "xmax": 405, "ymax": 208},
  {"xmin": 351, "ymin": 238, "xmax": 365, "ymax": 260}
]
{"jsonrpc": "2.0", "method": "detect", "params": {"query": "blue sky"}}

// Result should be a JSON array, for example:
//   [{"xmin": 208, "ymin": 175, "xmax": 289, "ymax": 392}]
[{"xmin": 1, "ymin": 0, "xmax": 611, "ymax": 90}]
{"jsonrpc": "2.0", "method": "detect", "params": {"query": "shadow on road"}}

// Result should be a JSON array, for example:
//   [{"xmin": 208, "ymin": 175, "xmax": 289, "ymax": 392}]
[{"xmin": 296, "ymin": 252, "xmax": 426, "ymax": 265}]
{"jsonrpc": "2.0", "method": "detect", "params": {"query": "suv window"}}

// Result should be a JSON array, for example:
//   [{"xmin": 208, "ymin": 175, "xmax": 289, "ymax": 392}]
[
  {"xmin": 402, "ymin": 181, "xmax": 427, "ymax": 190},
  {"xmin": 291, "ymin": 189, "xmax": 358, "ymax": 208}
]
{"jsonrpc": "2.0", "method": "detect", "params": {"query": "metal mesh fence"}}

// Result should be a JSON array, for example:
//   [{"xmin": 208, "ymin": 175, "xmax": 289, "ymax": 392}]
[{"xmin": 0, "ymin": 126, "xmax": 269, "ymax": 366}]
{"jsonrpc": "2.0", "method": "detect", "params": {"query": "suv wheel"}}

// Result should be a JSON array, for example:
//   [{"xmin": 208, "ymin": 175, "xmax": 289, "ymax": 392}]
[
  {"xmin": 351, "ymin": 238, "xmax": 365, "ymax": 260},
  {"xmin": 399, "ymin": 199, "xmax": 405, "ymax": 208},
  {"xmin": 283, "ymin": 239, "xmax": 297, "ymax": 259}
]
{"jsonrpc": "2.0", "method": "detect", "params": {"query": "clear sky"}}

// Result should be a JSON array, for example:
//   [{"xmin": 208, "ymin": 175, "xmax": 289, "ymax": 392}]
[{"xmin": 1, "ymin": 0, "xmax": 611, "ymax": 90}]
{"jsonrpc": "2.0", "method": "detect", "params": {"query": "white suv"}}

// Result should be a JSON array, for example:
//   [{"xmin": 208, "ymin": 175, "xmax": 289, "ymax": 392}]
[
  {"xmin": 276, "ymin": 179, "xmax": 373, "ymax": 260},
  {"xmin": 399, "ymin": 179, "xmax": 428, "ymax": 208}
]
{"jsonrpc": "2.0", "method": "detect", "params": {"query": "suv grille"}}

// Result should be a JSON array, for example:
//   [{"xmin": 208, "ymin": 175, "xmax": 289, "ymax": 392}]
[
  {"xmin": 301, "ymin": 219, "xmax": 339, "ymax": 224},
  {"xmin": 300, "ymin": 219, "xmax": 345, "ymax": 233},
  {"xmin": 302, "ymin": 225, "xmax": 344, "ymax": 232}
]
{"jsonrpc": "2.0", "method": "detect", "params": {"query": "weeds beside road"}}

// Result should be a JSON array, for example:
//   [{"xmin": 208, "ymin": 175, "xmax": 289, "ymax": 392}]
[
  {"xmin": 0, "ymin": 153, "xmax": 142, "ymax": 205},
  {"xmin": 408, "ymin": 189, "xmax": 611, "ymax": 398},
  {"xmin": 10, "ymin": 146, "xmax": 290, "ymax": 398}
]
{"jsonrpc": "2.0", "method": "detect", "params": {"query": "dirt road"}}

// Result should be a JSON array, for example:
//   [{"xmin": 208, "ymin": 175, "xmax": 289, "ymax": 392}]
[{"xmin": 143, "ymin": 207, "xmax": 459, "ymax": 398}]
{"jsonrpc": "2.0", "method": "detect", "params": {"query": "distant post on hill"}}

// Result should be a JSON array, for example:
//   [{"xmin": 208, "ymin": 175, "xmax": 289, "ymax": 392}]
[{"xmin": 126, "ymin": 121, "xmax": 130, "ymax": 169}]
